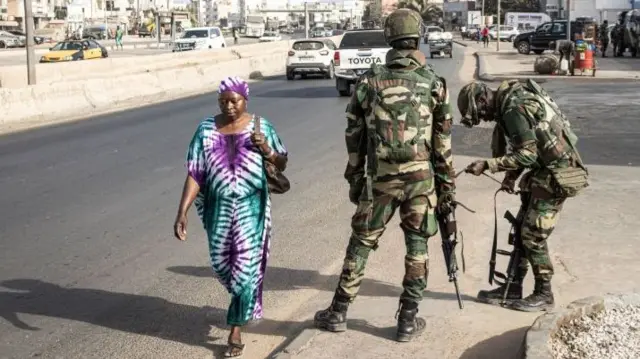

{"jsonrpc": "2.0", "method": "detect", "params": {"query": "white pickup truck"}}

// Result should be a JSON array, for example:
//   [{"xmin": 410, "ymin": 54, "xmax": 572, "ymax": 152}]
[{"xmin": 333, "ymin": 29, "xmax": 391, "ymax": 97}]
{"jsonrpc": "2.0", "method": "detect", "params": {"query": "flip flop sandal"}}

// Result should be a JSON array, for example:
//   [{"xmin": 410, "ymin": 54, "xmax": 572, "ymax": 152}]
[{"xmin": 224, "ymin": 341, "xmax": 245, "ymax": 358}]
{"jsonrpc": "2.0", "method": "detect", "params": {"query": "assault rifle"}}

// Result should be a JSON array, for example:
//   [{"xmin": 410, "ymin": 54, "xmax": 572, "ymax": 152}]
[
  {"xmin": 436, "ymin": 198, "xmax": 475, "ymax": 310},
  {"xmin": 488, "ymin": 188, "xmax": 526, "ymax": 306}
]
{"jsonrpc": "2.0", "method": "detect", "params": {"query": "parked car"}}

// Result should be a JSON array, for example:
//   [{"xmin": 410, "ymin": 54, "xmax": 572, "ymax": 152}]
[
  {"xmin": 286, "ymin": 39, "xmax": 337, "ymax": 80},
  {"xmin": 513, "ymin": 20, "xmax": 597, "ymax": 55},
  {"xmin": 0, "ymin": 31, "xmax": 22, "ymax": 48},
  {"xmin": 488, "ymin": 25, "xmax": 519, "ymax": 42},
  {"xmin": 39, "ymin": 40, "xmax": 108, "ymax": 63},
  {"xmin": 172, "ymin": 27, "xmax": 226, "ymax": 52},
  {"xmin": 137, "ymin": 24, "xmax": 155, "ymax": 38},
  {"xmin": 259, "ymin": 30, "xmax": 282, "ymax": 42},
  {"xmin": 462, "ymin": 25, "xmax": 480, "ymax": 39}
]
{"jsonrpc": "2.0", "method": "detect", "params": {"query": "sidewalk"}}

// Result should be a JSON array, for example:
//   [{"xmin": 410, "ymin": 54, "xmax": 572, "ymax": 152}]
[{"xmin": 459, "ymin": 39, "xmax": 640, "ymax": 82}]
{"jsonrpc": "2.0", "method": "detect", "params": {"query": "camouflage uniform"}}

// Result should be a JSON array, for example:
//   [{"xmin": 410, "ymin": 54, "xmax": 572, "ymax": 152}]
[
  {"xmin": 459, "ymin": 80, "xmax": 588, "ymax": 312},
  {"xmin": 314, "ymin": 8, "xmax": 456, "ymax": 342},
  {"xmin": 599, "ymin": 21, "xmax": 609, "ymax": 57}
]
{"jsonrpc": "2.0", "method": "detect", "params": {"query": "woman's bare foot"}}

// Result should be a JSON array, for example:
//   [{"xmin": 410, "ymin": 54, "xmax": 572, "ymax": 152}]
[{"xmin": 224, "ymin": 327, "xmax": 244, "ymax": 358}]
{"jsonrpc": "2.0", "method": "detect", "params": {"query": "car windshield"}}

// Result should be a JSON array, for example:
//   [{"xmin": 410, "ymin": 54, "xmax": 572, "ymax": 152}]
[
  {"xmin": 339, "ymin": 31, "xmax": 388, "ymax": 49},
  {"xmin": 293, "ymin": 41, "xmax": 324, "ymax": 50},
  {"xmin": 427, "ymin": 28, "xmax": 442, "ymax": 32},
  {"xmin": 51, "ymin": 42, "xmax": 83, "ymax": 51},
  {"xmin": 263, "ymin": 32, "xmax": 277, "ymax": 37},
  {"xmin": 182, "ymin": 30, "xmax": 208, "ymax": 38}
]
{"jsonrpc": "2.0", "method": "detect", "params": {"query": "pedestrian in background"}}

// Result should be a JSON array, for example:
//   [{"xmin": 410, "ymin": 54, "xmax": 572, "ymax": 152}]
[
  {"xmin": 481, "ymin": 26, "xmax": 489, "ymax": 47},
  {"xmin": 173, "ymin": 76, "xmax": 288, "ymax": 358},
  {"xmin": 599, "ymin": 20, "xmax": 609, "ymax": 57},
  {"xmin": 115, "ymin": 25, "xmax": 124, "ymax": 51}
]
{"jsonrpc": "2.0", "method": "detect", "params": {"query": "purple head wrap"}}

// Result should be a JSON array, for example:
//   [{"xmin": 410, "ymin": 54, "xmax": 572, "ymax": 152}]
[{"xmin": 218, "ymin": 76, "xmax": 250, "ymax": 100}]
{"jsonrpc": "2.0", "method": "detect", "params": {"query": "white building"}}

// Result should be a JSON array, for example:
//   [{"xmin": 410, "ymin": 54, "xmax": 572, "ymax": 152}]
[{"xmin": 545, "ymin": 0, "xmax": 631, "ymax": 22}]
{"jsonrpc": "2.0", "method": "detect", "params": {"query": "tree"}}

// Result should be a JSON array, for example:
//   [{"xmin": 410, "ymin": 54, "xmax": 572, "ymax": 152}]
[
  {"xmin": 363, "ymin": 0, "xmax": 383, "ymax": 26},
  {"xmin": 397, "ymin": 0, "xmax": 442, "ymax": 24}
]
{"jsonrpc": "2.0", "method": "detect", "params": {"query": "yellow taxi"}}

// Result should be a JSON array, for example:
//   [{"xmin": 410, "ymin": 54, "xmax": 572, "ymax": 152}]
[{"xmin": 39, "ymin": 39, "xmax": 109, "ymax": 63}]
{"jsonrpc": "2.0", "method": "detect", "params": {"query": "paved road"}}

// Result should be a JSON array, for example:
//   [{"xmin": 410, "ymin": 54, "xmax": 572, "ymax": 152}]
[
  {"xmin": 0, "ymin": 35, "xmax": 303, "ymax": 66},
  {"xmin": 0, "ymin": 43, "xmax": 467, "ymax": 358}
]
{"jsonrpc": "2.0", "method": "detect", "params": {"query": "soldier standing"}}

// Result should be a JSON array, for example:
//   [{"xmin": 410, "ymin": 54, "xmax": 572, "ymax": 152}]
[
  {"xmin": 599, "ymin": 20, "xmax": 609, "ymax": 57},
  {"xmin": 457, "ymin": 80, "xmax": 589, "ymax": 312},
  {"xmin": 313, "ymin": 8, "xmax": 456, "ymax": 342}
]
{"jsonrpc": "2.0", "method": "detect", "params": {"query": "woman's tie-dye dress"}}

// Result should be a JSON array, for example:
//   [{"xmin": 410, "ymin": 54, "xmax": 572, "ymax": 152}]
[{"xmin": 186, "ymin": 116, "xmax": 287, "ymax": 326}]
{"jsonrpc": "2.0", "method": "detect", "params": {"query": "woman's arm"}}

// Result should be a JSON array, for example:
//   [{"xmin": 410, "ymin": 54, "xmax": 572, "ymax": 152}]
[
  {"xmin": 177, "ymin": 175, "xmax": 200, "ymax": 216},
  {"xmin": 174, "ymin": 174, "xmax": 201, "ymax": 241},
  {"xmin": 263, "ymin": 149, "xmax": 287, "ymax": 171}
]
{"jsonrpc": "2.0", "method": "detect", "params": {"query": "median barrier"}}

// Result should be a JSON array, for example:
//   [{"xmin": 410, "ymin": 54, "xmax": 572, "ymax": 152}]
[
  {"xmin": 1, "ymin": 37, "xmax": 341, "ymax": 129},
  {"xmin": 0, "ymin": 36, "xmax": 343, "ymax": 89}
]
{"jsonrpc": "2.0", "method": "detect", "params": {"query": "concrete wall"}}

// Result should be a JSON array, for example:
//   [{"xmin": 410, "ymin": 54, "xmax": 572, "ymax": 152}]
[{"xmin": 0, "ymin": 35, "xmax": 344, "ymax": 130}]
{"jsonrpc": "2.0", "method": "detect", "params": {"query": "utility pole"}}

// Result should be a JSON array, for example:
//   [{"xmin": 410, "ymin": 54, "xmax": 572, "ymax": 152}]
[
  {"xmin": 566, "ymin": 0, "xmax": 571, "ymax": 40},
  {"xmin": 24, "ymin": 0, "xmax": 36, "ymax": 85},
  {"xmin": 304, "ymin": 2, "xmax": 309, "ymax": 39},
  {"xmin": 496, "ymin": 0, "xmax": 500, "ymax": 51},
  {"xmin": 481, "ymin": 0, "xmax": 484, "ymax": 25}
]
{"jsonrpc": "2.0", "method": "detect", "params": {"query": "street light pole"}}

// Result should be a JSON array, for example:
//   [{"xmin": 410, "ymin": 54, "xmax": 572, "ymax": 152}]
[
  {"xmin": 496, "ymin": 0, "xmax": 500, "ymax": 51},
  {"xmin": 566, "ymin": 0, "xmax": 571, "ymax": 41},
  {"xmin": 24, "ymin": 0, "xmax": 36, "ymax": 85},
  {"xmin": 481, "ymin": 0, "xmax": 484, "ymax": 25},
  {"xmin": 304, "ymin": 2, "xmax": 309, "ymax": 39}
]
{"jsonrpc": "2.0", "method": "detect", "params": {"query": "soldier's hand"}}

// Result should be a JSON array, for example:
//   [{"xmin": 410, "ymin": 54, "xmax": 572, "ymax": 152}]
[
  {"xmin": 349, "ymin": 185, "xmax": 361, "ymax": 205},
  {"xmin": 501, "ymin": 176, "xmax": 516, "ymax": 194},
  {"xmin": 465, "ymin": 160, "xmax": 488, "ymax": 176},
  {"xmin": 437, "ymin": 192, "xmax": 456, "ymax": 215}
]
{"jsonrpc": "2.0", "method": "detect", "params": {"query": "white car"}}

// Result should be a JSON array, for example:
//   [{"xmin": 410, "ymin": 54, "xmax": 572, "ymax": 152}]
[
  {"xmin": 427, "ymin": 31, "xmax": 454, "ymax": 58},
  {"xmin": 259, "ymin": 31, "xmax": 282, "ymax": 42},
  {"xmin": 172, "ymin": 26, "xmax": 226, "ymax": 52},
  {"xmin": 334, "ymin": 29, "xmax": 391, "ymax": 96},
  {"xmin": 488, "ymin": 25, "xmax": 519, "ymax": 42},
  {"xmin": 286, "ymin": 39, "xmax": 337, "ymax": 80}
]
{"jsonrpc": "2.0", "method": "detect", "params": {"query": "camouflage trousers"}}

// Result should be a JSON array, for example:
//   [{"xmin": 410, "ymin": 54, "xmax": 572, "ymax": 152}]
[
  {"xmin": 336, "ymin": 179, "xmax": 439, "ymax": 305},
  {"xmin": 514, "ymin": 191, "xmax": 565, "ymax": 281}
]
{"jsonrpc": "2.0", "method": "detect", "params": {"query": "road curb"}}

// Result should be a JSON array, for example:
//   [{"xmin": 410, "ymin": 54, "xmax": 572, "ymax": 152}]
[
  {"xmin": 474, "ymin": 51, "xmax": 548, "ymax": 83},
  {"xmin": 453, "ymin": 39, "xmax": 468, "ymax": 47},
  {"xmin": 270, "ymin": 328, "xmax": 320, "ymax": 358}
]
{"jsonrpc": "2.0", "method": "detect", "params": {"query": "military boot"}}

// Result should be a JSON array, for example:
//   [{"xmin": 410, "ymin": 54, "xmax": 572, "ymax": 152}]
[
  {"xmin": 314, "ymin": 294, "xmax": 349, "ymax": 332},
  {"xmin": 510, "ymin": 279, "xmax": 555, "ymax": 312},
  {"xmin": 395, "ymin": 300, "xmax": 426, "ymax": 342},
  {"xmin": 477, "ymin": 269, "xmax": 527, "ymax": 306}
]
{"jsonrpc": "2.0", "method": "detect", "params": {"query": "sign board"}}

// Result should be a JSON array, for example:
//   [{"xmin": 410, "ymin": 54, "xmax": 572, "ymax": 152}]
[{"xmin": 467, "ymin": 10, "xmax": 481, "ymax": 25}]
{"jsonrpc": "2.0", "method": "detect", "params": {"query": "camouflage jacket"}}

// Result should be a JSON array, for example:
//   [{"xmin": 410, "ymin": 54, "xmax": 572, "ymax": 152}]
[
  {"xmin": 343, "ymin": 49, "xmax": 455, "ymax": 194},
  {"xmin": 598, "ymin": 24, "xmax": 609, "ymax": 41},
  {"xmin": 488, "ymin": 80, "xmax": 582, "ymax": 186}
]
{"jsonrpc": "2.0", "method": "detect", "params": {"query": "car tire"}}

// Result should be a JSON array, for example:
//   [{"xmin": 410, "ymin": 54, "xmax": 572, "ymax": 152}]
[
  {"xmin": 336, "ymin": 78, "xmax": 350, "ymax": 97},
  {"xmin": 430, "ymin": 53, "xmax": 434, "ymax": 59},
  {"xmin": 286, "ymin": 70, "xmax": 295, "ymax": 80},
  {"xmin": 324, "ymin": 63, "xmax": 335, "ymax": 79},
  {"xmin": 509, "ymin": 35, "xmax": 516, "ymax": 42},
  {"xmin": 517, "ymin": 41, "xmax": 531, "ymax": 54}
]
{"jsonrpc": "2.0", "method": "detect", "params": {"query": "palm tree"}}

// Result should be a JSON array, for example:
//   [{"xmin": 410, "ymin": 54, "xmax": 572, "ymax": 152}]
[{"xmin": 397, "ymin": 0, "xmax": 442, "ymax": 24}]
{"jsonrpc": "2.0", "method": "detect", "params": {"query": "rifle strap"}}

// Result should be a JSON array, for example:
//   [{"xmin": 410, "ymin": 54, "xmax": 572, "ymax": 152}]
[{"xmin": 489, "ymin": 188, "xmax": 503, "ymax": 285}]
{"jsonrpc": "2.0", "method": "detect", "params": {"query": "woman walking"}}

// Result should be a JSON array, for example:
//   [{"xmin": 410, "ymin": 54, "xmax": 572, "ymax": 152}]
[{"xmin": 173, "ymin": 76, "xmax": 288, "ymax": 357}]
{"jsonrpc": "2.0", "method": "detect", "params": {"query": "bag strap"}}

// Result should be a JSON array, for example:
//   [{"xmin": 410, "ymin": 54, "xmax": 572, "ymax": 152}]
[{"xmin": 253, "ymin": 114, "xmax": 261, "ymax": 134}]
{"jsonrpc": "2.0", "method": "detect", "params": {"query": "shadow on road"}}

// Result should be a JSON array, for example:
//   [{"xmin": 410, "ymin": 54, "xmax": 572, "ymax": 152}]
[
  {"xmin": 0, "ymin": 278, "xmax": 300, "ymax": 356},
  {"xmin": 458, "ymin": 326, "xmax": 528, "ymax": 359},
  {"xmin": 167, "ymin": 265, "xmax": 477, "ymax": 303}
]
